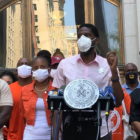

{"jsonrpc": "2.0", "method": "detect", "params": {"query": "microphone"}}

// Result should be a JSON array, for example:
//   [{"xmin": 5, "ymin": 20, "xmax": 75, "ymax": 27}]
[
  {"xmin": 58, "ymin": 85, "xmax": 66, "ymax": 96},
  {"xmin": 48, "ymin": 85, "xmax": 66, "ymax": 96},
  {"xmin": 105, "ymin": 98, "xmax": 111, "ymax": 134},
  {"xmin": 105, "ymin": 99, "xmax": 110, "ymax": 120},
  {"xmin": 48, "ymin": 90, "xmax": 58, "ymax": 96},
  {"xmin": 50, "ymin": 101, "xmax": 53, "ymax": 110}
]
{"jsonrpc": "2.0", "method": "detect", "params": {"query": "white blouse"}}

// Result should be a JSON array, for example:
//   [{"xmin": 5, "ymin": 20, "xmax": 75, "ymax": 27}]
[{"xmin": 23, "ymin": 98, "xmax": 51, "ymax": 140}]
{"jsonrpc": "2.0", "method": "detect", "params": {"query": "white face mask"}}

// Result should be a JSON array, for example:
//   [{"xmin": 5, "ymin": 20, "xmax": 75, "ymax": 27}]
[
  {"xmin": 77, "ymin": 35, "xmax": 96, "ymax": 52},
  {"xmin": 50, "ymin": 69, "xmax": 57, "ymax": 78},
  {"xmin": 33, "ymin": 69, "xmax": 49, "ymax": 82},
  {"xmin": 17, "ymin": 64, "xmax": 32, "ymax": 78}
]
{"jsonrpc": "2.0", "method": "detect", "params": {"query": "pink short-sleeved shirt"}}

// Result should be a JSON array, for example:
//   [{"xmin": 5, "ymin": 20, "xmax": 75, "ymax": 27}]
[{"xmin": 53, "ymin": 54, "xmax": 111, "ymax": 90}]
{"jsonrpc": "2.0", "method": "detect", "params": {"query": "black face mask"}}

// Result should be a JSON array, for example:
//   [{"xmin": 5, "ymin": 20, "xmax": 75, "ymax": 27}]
[{"xmin": 125, "ymin": 71, "xmax": 138, "ymax": 84}]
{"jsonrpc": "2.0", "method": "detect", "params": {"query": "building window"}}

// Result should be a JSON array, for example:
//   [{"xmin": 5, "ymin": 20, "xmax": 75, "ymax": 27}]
[
  {"xmin": 33, "ymin": 4, "xmax": 37, "ymax": 10},
  {"xmin": 35, "ymin": 26, "xmax": 38, "ymax": 32},
  {"xmin": 33, "ymin": 0, "xmax": 123, "ymax": 63},
  {"xmin": 34, "ymin": 15, "xmax": 38, "ymax": 22},
  {"xmin": 36, "ymin": 36, "xmax": 40, "ymax": 44},
  {"xmin": 94, "ymin": 0, "xmax": 123, "ymax": 64}
]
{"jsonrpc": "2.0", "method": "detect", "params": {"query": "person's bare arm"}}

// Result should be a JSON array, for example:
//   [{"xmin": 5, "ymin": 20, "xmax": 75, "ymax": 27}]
[
  {"xmin": 0, "ymin": 106, "xmax": 12, "ymax": 129},
  {"xmin": 132, "ymin": 121, "xmax": 140, "ymax": 135},
  {"xmin": 107, "ymin": 52, "xmax": 124, "ymax": 107},
  {"xmin": 111, "ymin": 68, "xmax": 124, "ymax": 107}
]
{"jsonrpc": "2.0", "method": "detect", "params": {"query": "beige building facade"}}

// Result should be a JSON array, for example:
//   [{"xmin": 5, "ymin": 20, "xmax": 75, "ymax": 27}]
[
  {"xmin": 32, "ymin": 0, "xmax": 78, "ymax": 57},
  {"xmin": 6, "ymin": 2, "xmax": 23, "ymax": 68}
]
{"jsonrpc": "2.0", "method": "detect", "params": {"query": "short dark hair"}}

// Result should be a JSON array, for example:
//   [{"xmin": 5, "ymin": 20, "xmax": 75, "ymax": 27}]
[
  {"xmin": 0, "ymin": 70, "xmax": 17, "ymax": 82},
  {"xmin": 78, "ymin": 24, "xmax": 99, "ymax": 38},
  {"xmin": 32, "ymin": 56, "xmax": 51, "ymax": 67},
  {"xmin": 125, "ymin": 63, "xmax": 138, "ymax": 72},
  {"xmin": 37, "ymin": 50, "xmax": 51, "ymax": 66}
]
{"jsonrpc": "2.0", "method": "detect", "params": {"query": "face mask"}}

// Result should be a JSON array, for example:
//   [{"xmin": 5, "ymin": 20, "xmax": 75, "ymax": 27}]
[
  {"xmin": 125, "ymin": 71, "xmax": 138, "ymax": 84},
  {"xmin": 77, "ymin": 35, "xmax": 96, "ymax": 52},
  {"xmin": 17, "ymin": 65, "xmax": 32, "ymax": 78},
  {"xmin": 33, "ymin": 69, "xmax": 49, "ymax": 82},
  {"xmin": 50, "ymin": 69, "xmax": 57, "ymax": 78}
]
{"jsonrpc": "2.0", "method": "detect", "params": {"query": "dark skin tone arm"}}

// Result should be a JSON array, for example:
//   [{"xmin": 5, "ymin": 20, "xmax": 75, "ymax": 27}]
[
  {"xmin": 107, "ymin": 52, "xmax": 124, "ymax": 107},
  {"xmin": 131, "ymin": 121, "xmax": 140, "ymax": 135},
  {"xmin": 0, "ymin": 106, "xmax": 12, "ymax": 129}
]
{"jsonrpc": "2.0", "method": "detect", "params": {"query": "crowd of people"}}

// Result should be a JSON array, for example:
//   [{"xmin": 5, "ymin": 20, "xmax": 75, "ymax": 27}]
[{"xmin": 0, "ymin": 24, "xmax": 140, "ymax": 140}]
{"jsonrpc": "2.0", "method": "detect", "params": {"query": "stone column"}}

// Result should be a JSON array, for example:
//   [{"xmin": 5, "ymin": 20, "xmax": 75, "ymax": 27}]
[
  {"xmin": 122, "ymin": 0, "xmax": 140, "ymax": 68},
  {"xmin": 21, "ymin": 0, "xmax": 32, "ymax": 59},
  {"xmin": 84, "ymin": 0, "xmax": 94, "ymax": 24},
  {"xmin": 136, "ymin": 0, "xmax": 140, "ymax": 60}
]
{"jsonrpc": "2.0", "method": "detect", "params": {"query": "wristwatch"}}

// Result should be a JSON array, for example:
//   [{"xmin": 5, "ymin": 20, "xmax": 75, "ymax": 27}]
[{"xmin": 111, "ymin": 77, "xmax": 119, "ymax": 82}]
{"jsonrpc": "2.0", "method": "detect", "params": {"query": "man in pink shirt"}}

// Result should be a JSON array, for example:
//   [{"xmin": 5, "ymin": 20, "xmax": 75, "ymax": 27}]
[{"xmin": 53, "ymin": 24, "xmax": 124, "ymax": 140}]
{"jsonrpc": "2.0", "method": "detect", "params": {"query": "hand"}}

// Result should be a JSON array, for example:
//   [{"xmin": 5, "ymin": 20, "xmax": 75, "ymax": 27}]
[
  {"xmin": 106, "ymin": 51, "xmax": 118, "ymax": 71},
  {"xmin": 106, "ymin": 51, "xmax": 119, "ymax": 78}
]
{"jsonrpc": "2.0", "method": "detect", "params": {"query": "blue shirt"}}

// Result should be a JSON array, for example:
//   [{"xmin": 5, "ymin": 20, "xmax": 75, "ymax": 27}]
[{"xmin": 122, "ymin": 82, "xmax": 140, "ymax": 94}]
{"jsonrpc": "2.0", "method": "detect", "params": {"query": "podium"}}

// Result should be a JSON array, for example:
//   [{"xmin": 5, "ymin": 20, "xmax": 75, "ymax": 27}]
[
  {"xmin": 48, "ymin": 95, "xmax": 115, "ymax": 140},
  {"xmin": 48, "ymin": 79, "xmax": 115, "ymax": 140}
]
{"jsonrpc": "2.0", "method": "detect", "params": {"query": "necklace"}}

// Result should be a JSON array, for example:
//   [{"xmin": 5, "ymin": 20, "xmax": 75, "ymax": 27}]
[{"xmin": 34, "ymin": 86, "xmax": 47, "ymax": 92}]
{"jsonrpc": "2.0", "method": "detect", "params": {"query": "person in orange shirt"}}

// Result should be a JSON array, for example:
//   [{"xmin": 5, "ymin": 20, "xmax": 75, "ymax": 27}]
[
  {"xmin": 7, "ymin": 58, "xmax": 32, "ymax": 140},
  {"xmin": 21, "ymin": 55, "xmax": 54, "ymax": 140},
  {"xmin": 111, "ymin": 90, "xmax": 131, "ymax": 140}
]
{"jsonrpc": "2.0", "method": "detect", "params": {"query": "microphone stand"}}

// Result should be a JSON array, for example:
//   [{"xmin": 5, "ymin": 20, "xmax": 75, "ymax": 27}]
[
  {"xmin": 96, "ymin": 100, "xmax": 101, "ymax": 140},
  {"xmin": 53, "ymin": 102, "xmax": 62, "ymax": 140}
]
